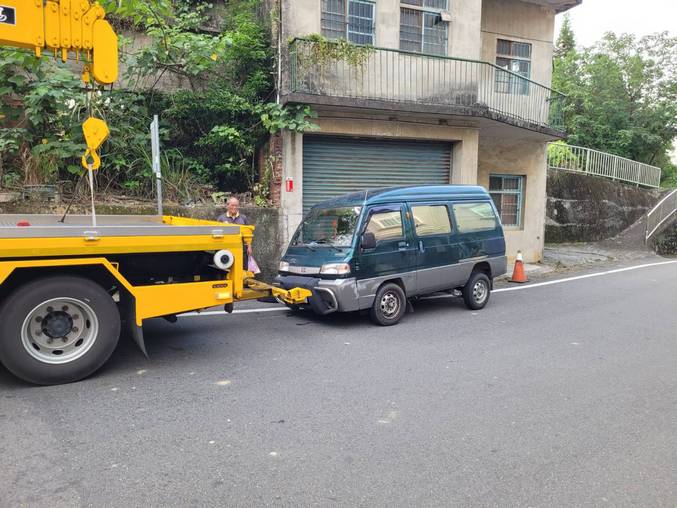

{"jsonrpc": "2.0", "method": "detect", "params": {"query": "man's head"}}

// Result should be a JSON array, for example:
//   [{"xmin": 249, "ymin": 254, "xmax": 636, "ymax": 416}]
[{"xmin": 227, "ymin": 197, "xmax": 240, "ymax": 216}]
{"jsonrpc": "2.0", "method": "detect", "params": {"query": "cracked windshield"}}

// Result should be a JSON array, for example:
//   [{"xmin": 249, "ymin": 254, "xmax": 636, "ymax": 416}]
[{"xmin": 292, "ymin": 206, "xmax": 362, "ymax": 247}]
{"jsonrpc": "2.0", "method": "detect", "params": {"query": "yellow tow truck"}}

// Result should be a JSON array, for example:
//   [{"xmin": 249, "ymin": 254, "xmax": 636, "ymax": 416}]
[{"xmin": 0, "ymin": 2, "xmax": 310, "ymax": 384}]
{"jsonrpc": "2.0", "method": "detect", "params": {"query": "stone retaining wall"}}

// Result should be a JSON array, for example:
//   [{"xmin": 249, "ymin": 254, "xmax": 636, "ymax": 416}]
[{"xmin": 546, "ymin": 169, "xmax": 661, "ymax": 243}]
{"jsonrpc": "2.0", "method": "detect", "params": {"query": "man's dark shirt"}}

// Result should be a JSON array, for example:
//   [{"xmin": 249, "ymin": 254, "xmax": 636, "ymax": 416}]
[{"xmin": 217, "ymin": 213, "xmax": 249, "ymax": 225}]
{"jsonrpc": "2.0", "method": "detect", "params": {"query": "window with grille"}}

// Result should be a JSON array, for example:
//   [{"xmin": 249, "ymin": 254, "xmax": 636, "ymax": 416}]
[
  {"xmin": 495, "ymin": 39, "xmax": 531, "ymax": 95},
  {"xmin": 399, "ymin": 2, "xmax": 448, "ymax": 55},
  {"xmin": 489, "ymin": 174, "xmax": 524, "ymax": 228},
  {"xmin": 321, "ymin": 0, "xmax": 375, "ymax": 45}
]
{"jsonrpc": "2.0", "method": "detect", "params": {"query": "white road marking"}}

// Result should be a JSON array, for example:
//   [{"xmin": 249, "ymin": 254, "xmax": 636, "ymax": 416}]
[
  {"xmin": 177, "ymin": 260, "xmax": 677, "ymax": 318},
  {"xmin": 493, "ymin": 260, "xmax": 677, "ymax": 293}
]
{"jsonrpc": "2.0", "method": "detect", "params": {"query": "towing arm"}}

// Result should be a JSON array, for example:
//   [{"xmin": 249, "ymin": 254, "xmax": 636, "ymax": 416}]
[{"xmin": 243, "ymin": 278, "xmax": 312, "ymax": 305}]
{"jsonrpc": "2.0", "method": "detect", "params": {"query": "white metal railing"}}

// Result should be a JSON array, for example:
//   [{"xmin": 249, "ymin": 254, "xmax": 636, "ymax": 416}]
[
  {"xmin": 646, "ymin": 189, "xmax": 677, "ymax": 241},
  {"xmin": 547, "ymin": 143, "xmax": 662, "ymax": 188}
]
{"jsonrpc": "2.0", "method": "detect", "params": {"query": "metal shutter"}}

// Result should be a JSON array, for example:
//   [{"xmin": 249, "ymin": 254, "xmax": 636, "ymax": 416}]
[{"xmin": 302, "ymin": 136, "xmax": 452, "ymax": 212}]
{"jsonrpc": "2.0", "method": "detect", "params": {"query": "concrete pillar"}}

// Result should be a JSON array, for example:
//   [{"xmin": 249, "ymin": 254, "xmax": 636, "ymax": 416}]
[
  {"xmin": 451, "ymin": 130, "xmax": 480, "ymax": 185},
  {"xmin": 376, "ymin": 0, "xmax": 400, "ymax": 49},
  {"xmin": 279, "ymin": 130, "xmax": 304, "ymax": 244}
]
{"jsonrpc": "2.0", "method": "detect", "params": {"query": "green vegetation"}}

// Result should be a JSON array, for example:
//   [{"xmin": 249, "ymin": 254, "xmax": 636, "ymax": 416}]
[
  {"xmin": 553, "ymin": 15, "xmax": 677, "ymax": 186},
  {"xmin": 0, "ymin": 0, "xmax": 316, "ymax": 203}
]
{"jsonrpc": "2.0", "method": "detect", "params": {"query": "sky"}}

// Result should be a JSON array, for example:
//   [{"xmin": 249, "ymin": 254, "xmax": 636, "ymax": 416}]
[{"xmin": 554, "ymin": 0, "xmax": 677, "ymax": 48}]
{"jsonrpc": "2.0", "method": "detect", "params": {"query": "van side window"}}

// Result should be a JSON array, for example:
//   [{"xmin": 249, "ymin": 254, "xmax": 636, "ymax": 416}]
[
  {"xmin": 452, "ymin": 202, "xmax": 498, "ymax": 233},
  {"xmin": 366, "ymin": 210, "xmax": 404, "ymax": 242},
  {"xmin": 412, "ymin": 205, "xmax": 452, "ymax": 236}
]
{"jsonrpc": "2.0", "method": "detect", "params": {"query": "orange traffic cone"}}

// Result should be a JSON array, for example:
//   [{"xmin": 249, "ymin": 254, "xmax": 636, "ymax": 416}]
[{"xmin": 510, "ymin": 250, "xmax": 528, "ymax": 283}]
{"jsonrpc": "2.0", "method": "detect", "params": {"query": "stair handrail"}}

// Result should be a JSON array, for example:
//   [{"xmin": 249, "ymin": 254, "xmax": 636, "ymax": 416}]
[{"xmin": 646, "ymin": 189, "xmax": 677, "ymax": 241}]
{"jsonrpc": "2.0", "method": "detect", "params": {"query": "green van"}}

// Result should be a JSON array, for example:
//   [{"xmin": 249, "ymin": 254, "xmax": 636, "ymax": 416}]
[{"xmin": 275, "ymin": 185, "xmax": 507, "ymax": 325}]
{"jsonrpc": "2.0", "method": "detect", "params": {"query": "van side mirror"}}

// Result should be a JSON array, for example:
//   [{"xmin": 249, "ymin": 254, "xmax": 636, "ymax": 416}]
[{"xmin": 361, "ymin": 231, "xmax": 376, "ymax": 250}]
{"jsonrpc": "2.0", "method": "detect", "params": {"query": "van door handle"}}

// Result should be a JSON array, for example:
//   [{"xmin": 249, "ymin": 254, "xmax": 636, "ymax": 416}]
[
  {"xmin": 398, "ymin": 241, "xmax": 409, "ymax": 251},
  {"xmin": 418, "ymin": 240, "xmax": 424, "ymax": 253}
]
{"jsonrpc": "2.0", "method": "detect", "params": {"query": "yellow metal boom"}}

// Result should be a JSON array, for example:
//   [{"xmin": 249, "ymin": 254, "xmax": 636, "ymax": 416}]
[{"xmin": 0, "ymin": 0, "xmax": 118, "ymax": 85}]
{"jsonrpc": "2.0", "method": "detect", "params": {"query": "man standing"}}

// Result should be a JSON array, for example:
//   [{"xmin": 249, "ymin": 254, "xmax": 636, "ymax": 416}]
[{"xmin": 217, "ymin": 196, "xmax": 252, "ymax": 256}]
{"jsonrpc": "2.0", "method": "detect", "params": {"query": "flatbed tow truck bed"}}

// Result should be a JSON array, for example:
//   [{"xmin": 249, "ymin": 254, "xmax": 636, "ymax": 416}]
[{"xmin": 0, "ymin": 214, "xmax": 310, "ymax": 385}]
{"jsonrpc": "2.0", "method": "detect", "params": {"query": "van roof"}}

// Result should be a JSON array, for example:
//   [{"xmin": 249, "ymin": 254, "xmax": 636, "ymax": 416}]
[{"xmin": 315, "ymin": 185, "xmax": 491, "ymax": 208}]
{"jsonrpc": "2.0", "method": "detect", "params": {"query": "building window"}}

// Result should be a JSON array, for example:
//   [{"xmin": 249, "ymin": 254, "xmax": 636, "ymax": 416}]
[
  {"xmin": 321, "ymin": 0, "xmax": 375, "ymax": 45},
  {"xmin": 495, "ymin": 39, "xmax": 531, "ymax": 95},
  {"xmin": 489, "ymin": 174, "xmax": 524, "ymax": 228},
  {"xmin": 412, "ymin": 205, "xmax": 452, "ymax": 236},
  {"xmin": 399, "ymin": 1, "xmax": 448, "ymax": 56}
]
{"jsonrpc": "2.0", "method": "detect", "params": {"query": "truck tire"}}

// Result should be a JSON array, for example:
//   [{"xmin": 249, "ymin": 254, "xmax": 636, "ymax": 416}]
[
  {"xmin": 0, "ymin": 276, "xmax": 121, "ymax": 385},
  {"xmin": 462, "ymin": 272, "xmax": 491, "ymax": 310},
  {"xmin": 369, "ymin": 283, "xmax": 406, "ymax": 326}
]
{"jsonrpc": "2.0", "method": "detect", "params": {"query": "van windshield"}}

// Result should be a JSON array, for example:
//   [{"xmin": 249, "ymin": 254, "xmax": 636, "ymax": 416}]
[{"xmin": 292, "ymin": 206, "xmax": 362, "ymax": 248}]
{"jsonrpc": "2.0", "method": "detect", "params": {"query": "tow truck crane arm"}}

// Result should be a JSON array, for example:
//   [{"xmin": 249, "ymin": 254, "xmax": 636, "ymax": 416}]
[
  {"xmin": 0, "ymin": 0, "xmax": 118, "ymax": 170},
  {"xmin": 0, "ymin": 0, "xmax": 118, "ymax": 84}
]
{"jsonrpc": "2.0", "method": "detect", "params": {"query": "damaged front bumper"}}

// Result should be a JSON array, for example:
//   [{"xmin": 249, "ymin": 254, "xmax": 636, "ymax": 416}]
[{"xmin": 275, "ymin": 274, "xmax": 359, "ymax": 315}]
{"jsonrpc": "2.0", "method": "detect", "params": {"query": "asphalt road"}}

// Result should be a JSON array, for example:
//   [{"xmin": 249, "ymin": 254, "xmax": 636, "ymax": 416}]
[{"xmin": 2, "ymin": 261, "xmax": 677, "ymax": 507}]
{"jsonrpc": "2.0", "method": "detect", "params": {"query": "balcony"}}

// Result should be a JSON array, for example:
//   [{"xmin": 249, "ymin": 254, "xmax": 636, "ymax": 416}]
[{"xmin": 287, "ymin": 38, "xmax": 566, "ymax": 136}]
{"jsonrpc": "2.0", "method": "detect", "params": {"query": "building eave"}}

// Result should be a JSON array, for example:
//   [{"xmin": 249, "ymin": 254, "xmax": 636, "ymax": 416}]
[{"xmin": 519, "ymin": 0, "xmax": 582, "ymax": 14}]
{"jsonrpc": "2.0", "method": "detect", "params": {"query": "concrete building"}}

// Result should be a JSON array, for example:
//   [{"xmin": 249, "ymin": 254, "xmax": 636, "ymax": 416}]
[{"xmin": 268, "ymin": 0, "xmax": 581, "ymax": 262}]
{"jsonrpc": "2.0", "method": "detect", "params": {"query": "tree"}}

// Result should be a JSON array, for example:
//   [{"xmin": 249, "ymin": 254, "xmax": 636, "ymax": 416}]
[
  {"xmin": 553, "ymin": 28, "xmax": 677, "ymax": 184},
  {"xmin": 554, "ymin": 14, "xmax": 575, "ymax": 59},
  {"xmin": 0, "ymin": 0, "xmax": 316, "ymax": 199}
]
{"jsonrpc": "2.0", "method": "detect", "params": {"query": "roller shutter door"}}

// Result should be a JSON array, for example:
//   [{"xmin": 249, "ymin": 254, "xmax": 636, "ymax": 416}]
[{"xmin": 302, "ymin": 136, "xmax": 452, "ymax": 212}]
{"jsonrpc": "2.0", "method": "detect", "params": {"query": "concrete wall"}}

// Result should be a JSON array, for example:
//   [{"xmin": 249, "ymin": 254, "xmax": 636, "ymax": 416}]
[
  {"xmin": 545, "ymin": 169, "xmax": 662, "ymax": 243},
  {"xmin": 282, "ymin": 0, "xmax": 481, "ymax": 58},
  {"xmin": 477, "ymin": 136, "xmax": 548, "ymax": 263},
  {"xmin": 277, "ymin": 115, "xmax": 480, "ymax": 243},
  {"xmin": 480, "ymin": 0, "xmax": 555, "ymax": 88}
]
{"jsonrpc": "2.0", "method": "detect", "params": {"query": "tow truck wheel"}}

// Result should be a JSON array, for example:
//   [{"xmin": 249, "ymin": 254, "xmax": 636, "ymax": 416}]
[{"xmin": 0, "ymin": 276, "xmax": 121, "ymax": 385}]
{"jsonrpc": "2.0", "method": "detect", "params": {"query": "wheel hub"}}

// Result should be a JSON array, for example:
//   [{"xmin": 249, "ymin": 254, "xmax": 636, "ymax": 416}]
[
  {"xmin": 473, "ymin": 281, "xmax": 487, "ymax": 303},
  {"xmin": 380, "ymin": 292, "xmax": 399, "ymax": 318},
  {"xmin": 41, "ymin": 311, "xmax": 74, "ymax": 339},
  {"xmin": 21, "ymin": 297, "xmax": 98, "ymax": 365}
]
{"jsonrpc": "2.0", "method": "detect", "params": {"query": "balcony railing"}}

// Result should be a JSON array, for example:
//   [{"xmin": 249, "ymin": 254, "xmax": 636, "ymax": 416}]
[
  {"xmin": 547, "ymin": 143, "xmax": 662, "ymax": 188},
  {"xmin": 289, "ymin": 38, "xmax": 565, "ymax": 133}
]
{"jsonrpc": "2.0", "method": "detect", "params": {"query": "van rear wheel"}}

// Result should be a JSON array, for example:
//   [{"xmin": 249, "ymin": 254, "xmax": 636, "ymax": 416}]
[
  {"xmin": 462, "ymin": 272, "xmax": 491, "ymax": 310},
  {"xmin": 370, "ymin": 283, "xmax": 406, "ymax": 326},
  {"xmin": 0, "ymin": 276, "xmax": 121, "ymax": 385}
]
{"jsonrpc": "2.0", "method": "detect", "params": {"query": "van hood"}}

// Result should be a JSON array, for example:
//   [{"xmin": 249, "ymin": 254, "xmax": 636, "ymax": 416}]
[{"xmin": 282, "ymin": 245, "xmax": 352, "ymax": 269}]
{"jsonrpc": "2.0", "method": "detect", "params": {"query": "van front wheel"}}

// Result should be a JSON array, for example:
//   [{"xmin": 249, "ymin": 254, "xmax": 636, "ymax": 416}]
[
  {"xmin": 463, "ymin": 272, "xmax": 491, "ymax": 310},
  {"xmin": 370, "ymin": 283, "xmax": 406, "ymax": 326}
]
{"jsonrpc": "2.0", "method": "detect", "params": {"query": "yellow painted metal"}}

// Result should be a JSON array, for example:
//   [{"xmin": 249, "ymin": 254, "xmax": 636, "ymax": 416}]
[
  {"xmin": 70, "ymin": 0, "xmax": 87, "ymax": 50},
  {"xmin": 0, "ymin": 0, "xmax": 45, "ymax": 50},
  {"xmin": 59, "ymin": 0, "xmax": 71, "ymax": 50},
  {"xmin": 44, "ymin": 1, "xmax": 61, "ymax": 49},
  {"xmin": 81, "ymin": 116, "xmax": 110, "ymax": 170},
  {"xmin": 244, "ymin": 279, "xmax": 312, "ymax": 305},
  {"xmin": 91, "ymin": 19, "xmax": 118, "ymax": 84},
  {"xmin": 0, "ymin": 258, "xmax": 238, "ymax": 326},
  {"xmin": 0, "ymin": 0, "xmax": 118, "ymax": 86},
  {"xmin": 133, "ymin": 281, "xmax": 234, "ymax": 323}
]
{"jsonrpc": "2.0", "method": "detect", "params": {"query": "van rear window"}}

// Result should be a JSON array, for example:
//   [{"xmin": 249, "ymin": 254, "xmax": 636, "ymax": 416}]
[{"xmin": 452, "ymin": 202, "xmax": 498, "ymax": 233}]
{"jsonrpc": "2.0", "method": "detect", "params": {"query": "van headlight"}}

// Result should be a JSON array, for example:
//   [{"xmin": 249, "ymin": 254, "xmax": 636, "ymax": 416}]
[
  {"xmin": 320, "ymin": 263, "xmax": 351, "ymax": 275},
  {"xmin": 279, "ymin": 261, "xmax": 290, "ymax": 272}
]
